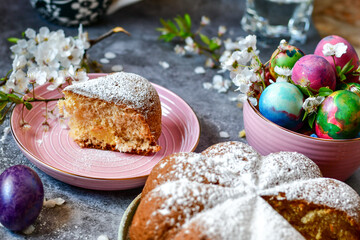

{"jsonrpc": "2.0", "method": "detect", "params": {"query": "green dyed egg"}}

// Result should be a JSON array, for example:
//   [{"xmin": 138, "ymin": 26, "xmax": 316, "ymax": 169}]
[
  {"xmin": 269, "ymin": 44, "xmax": 304, "ymax": 80},
  {"xmin": 315, "ymin": 90, "xmax": 360, "ymax": 139},
  {"xmin": 338, "ymin": 82, "xmax": 360, "ymax": 98}
]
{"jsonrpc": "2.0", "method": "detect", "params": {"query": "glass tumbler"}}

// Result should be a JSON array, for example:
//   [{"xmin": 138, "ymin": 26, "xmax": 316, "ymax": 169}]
[{"xmin": 241, "ymin": 0, "xmax": 314, "ymax": 44}]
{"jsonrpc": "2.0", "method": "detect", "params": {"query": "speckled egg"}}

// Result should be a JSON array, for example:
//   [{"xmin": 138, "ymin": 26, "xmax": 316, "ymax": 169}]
[
  {"xmin": 315, "ymin": 90, "xmax": 360, "ymax": 139},
  {"xmin": 338, "ymin": 82, "xmax": 360, "ymax": 98},
  {"xmin": 259, "ymin": 82, "xmax": 304, "ymax": 131},
  {"xmin": 269, "ymin": 44, "xmax": 304, "ymax": 79},
  {"xmin": 314, "ymin": 35, "xmax": 359, "ymax": 75},
  {"xmin": 292, "ymin": 54, "xmax": 336, "ymax": 92}
]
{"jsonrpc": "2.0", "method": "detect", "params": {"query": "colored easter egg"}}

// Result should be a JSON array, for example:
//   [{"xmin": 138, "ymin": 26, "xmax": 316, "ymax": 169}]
[
  {"xmin": 269, "ymin": 44, "xmax": 304, "ymax": 80},
  {"xmin": 259, "ymin": 82, "xmax": 304, "ymax": 131},
  {"xmin": 292, "ymin": 54, "xmax": 336, "ymax": 92},
  {"xmin": 314, "ymin": 35, "xmax": 359, "ymax": 76},
  {"xmin": 338, "ymin": 82, "xmax": 360, "ymax": 98},
  {"xmin": 315, "ymin": 90, "xmax": 360, "ymax": 139}
]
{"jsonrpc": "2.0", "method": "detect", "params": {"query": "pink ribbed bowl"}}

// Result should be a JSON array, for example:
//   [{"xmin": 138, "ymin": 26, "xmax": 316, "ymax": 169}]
[{"xmin": 243, "ymin": 100, "xmax": 360, "ymax": 181}]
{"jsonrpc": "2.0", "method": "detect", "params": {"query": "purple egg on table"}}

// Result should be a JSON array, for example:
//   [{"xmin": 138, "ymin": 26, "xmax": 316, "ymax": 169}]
[
  {"xmin": 314, "ymin": 35, "xmax": 359, "ymax": 75},
  {"xmin": 0, "ymin": 165, "xmax": 44, "ymax": 231},
  {"xmin": 292, "ymin": 54, "xmax": 336, "ymax": 93}
]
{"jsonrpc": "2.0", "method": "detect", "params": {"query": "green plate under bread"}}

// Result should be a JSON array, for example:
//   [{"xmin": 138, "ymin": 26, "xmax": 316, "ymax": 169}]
[{"xmin": 118, "ymin": 194, "xmax": 141, "ymax": 240}]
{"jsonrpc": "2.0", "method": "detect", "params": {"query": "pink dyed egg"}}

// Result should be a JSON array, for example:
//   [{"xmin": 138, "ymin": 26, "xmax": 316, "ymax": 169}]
[
  {"xmin": 314, "ymin": 35, "xmax": 359, "ymax": 75},
  {"xmin": 291, "ymin": 54, "xmax": 336, "ymax": 92}
]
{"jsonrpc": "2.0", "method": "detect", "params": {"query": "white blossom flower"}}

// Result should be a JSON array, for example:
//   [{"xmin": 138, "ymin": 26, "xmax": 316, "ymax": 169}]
[
  {"xmin": 212, "ymin": 75, "xmax": 231, "ymax": 93},
  {"xmin": 302, "ymin": 96, "xmax": 325, "ymax": 114},
  {"xmin": 37, "ymin": 27, "xmax": 50, "ymax": 42},
  {"xmin": 238, "ymin": 35, "xmax": 257, "ymax": 51},
  {"xmin": 237, "ymin": 93, "xmax": 258, "ymax": 106},
  {"xmin": 8, "ymin": 70, "xmax": 28, "ymax": 93},
  {"xmin": 104, "ymin": 52, "xmax": 116, "ymax": 59},
  {"xmin": 184, "ymin": 37, "xmax": 199, "ymax": 54},
  {"xmin": 203, "ymin": 82, "xmax": 212, "ymax": 90},
  {"xmin": 73, "ymin": 69, "xmax": 88, "ymax": 83},
  {"xmin": 77, "ymin": 24, "xmax": 90, "ymax": 50},
  {"xmin": 5, "ymin": 26, "xmax": 90, "ymax": 94},
  {"xmin": 205, "ymin": 58, "xmax": 215, "ymax": 68},
  {"xmin": 218, "ymin": 25, "xmax": 227, "ymax": 36},
  {"xmin": 194, "ymin": 66, "xmax": 206, "ymax": 74},
  {"xmin": 234, "ymin": 68, "xmax": 259, "ymax": 85},
  {"xmin": 250, "ymin": 57, "xmax": 261, "ymax": 72},
  {"xmin": 274, "ymin": 66, "xmax": 292, "ymax": 77},
  {"xmin": 200, "ymin": 16, "xmax": 210, "ymax": 26},
  {"xmin": 322, "ymin": 42, "xmax": 348, "ymax": 58},
  {"xmin": 174, "ymin": 45, "xmax": 186, "ymax": 56},
  {"xmin": 111, "ymin": 65, "xmax": 123, "ymax": 72},
  {"xmin": 100, "ymin": 58, "xmax": 110, "ymax": 64},
  {"xmin": 12, "ymin": 55, "xmax": 27, "ymax": 70},
  {"xmin": 212, "ymin": 37, "xmax": 222, "ymax": 46},
  {"xmin": 223, "ymin": 38, "xmax": 240, "ymax": 51},
  {"xmin": 27, "ymin": 67, "xmax": 47, "ymax": 85},
  {"xmin": 278, "ymin": 39, "xmax": 288, "ymax": 51},
  {"xmin": 159, "ymin": 61, "xmax": 170, "ymax": 69},
  {"xmin": 275, "ymin": 76, "xmax": 288, "ymax": 83},
  {"xmin": 219, "ymin": 131, "xmax": 230, "ymax": 138},
  {"xmin": 25, "ymin": 28, "xmax": 36, "ymax": 39}
]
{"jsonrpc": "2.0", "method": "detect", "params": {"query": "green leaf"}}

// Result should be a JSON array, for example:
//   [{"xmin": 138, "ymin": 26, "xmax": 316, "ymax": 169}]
[
  {"xmin": 7, "ymin": 37, "xmax": 19, "ymax": 43},
  {"xmin": 184, "ymin": 14, "xmax": 192, "ymax": 29},
  {"xmin": 24, "ymin": 102, "xmax": 33, "ymax": 110},
  {"xmin": 0, "ymin": 92, "xmax": 8, "ymax": 101},
  {"xmin": 336, "ymin": 65, "xmax": 342, "ymax": 75},
  {"xmin": 317, "ymin": 87, "xmax": 333, "ymax": 97},
  {"xmin": 199, "ymin": 33, "xmax": 210, "ymax": 45},
  {"xmin": 159, "ymin": 33, "xmax": 176, "ymax": 42},
  {"xmin": 0, "ymin": 102, "xmax": 7, "ymax": 112},
  {"xmin": 339, "ymin": 73, "xmax": 347, "ymax": 81},
  {"xmin": 7, "ymin": 94, "xmax": 23, "ymax": 104},
  {"xmin": 209, "ymin": 41, "xmax": 221, "ymax": 51},
  {"xmin": 174, "ymin": 17, "xmax": 186, "ymax": 33},
  {"xmin": 167, "ymin": 20, "xmax": 178, "ymax": 33},
  {"xmin": 340, "ymin": 58, "xmax": 354, "ymax": 75},
  {"xmin": 308, "ymin": 113, "xmax": 317, "ymax": 128},
  {"xmin": 296, "ymin": 85, "xmax": 311, "ymax": 97},
  {"xmin": 156, "ymin": 27, "xmax": 168, "ymax": 33},
  {"xmin": 302, "ymin": 111, "xmax": 308, "ymax": 121}
]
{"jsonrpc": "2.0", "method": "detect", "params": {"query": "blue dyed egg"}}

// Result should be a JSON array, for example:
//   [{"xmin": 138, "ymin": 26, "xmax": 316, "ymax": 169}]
[{"xmin": 259, "ymin": 82, "xmax": 304, "ymax": 130}]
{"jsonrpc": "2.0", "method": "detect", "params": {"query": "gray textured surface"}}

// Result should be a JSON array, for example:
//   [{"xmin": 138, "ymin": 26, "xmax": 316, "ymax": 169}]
[{"xmin": 0, "ymin": 0, "xmax": 359, "ymax": 239}]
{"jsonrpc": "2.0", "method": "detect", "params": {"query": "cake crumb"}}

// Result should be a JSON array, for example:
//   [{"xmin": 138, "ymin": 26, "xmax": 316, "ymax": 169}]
[
  {"xmin": 237, "ymin": 102, "xmax": 243, "ymax": 108},
  {"xmin": 43, "ymin": 198, "xmax": 66, "ymax": 208},
  {"xmin": 238, "ymin": 130, "xmax": 246, "ymax": 138},
  {"xmin": 219, "ymin": 131, "xmax": 230, "ymax": 138},
  {"xmin": 22, "ymin": 225, "xmax": 35, "ymax": 235}
]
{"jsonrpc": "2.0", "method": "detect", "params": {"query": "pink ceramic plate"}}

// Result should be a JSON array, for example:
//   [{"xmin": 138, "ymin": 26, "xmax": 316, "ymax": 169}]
[{"xmin": 10, "ymin": 74, "xmax": 200, "ymax": 190}]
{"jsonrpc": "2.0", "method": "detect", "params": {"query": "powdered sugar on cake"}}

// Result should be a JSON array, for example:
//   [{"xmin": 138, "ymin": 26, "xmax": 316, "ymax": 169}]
[
  {"xmin": 144, "ymin": 141, "xmax": 360, "ymax": 238},
  {"xmin": 63, "ymin": 72, "xmax": 158, "ymax": 117}
]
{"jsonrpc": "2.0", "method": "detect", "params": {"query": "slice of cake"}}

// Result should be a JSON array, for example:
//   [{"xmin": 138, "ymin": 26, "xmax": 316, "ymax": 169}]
[{"xmin": 58, "ymin": 72, "xmax": 162, "ymax": 155}]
